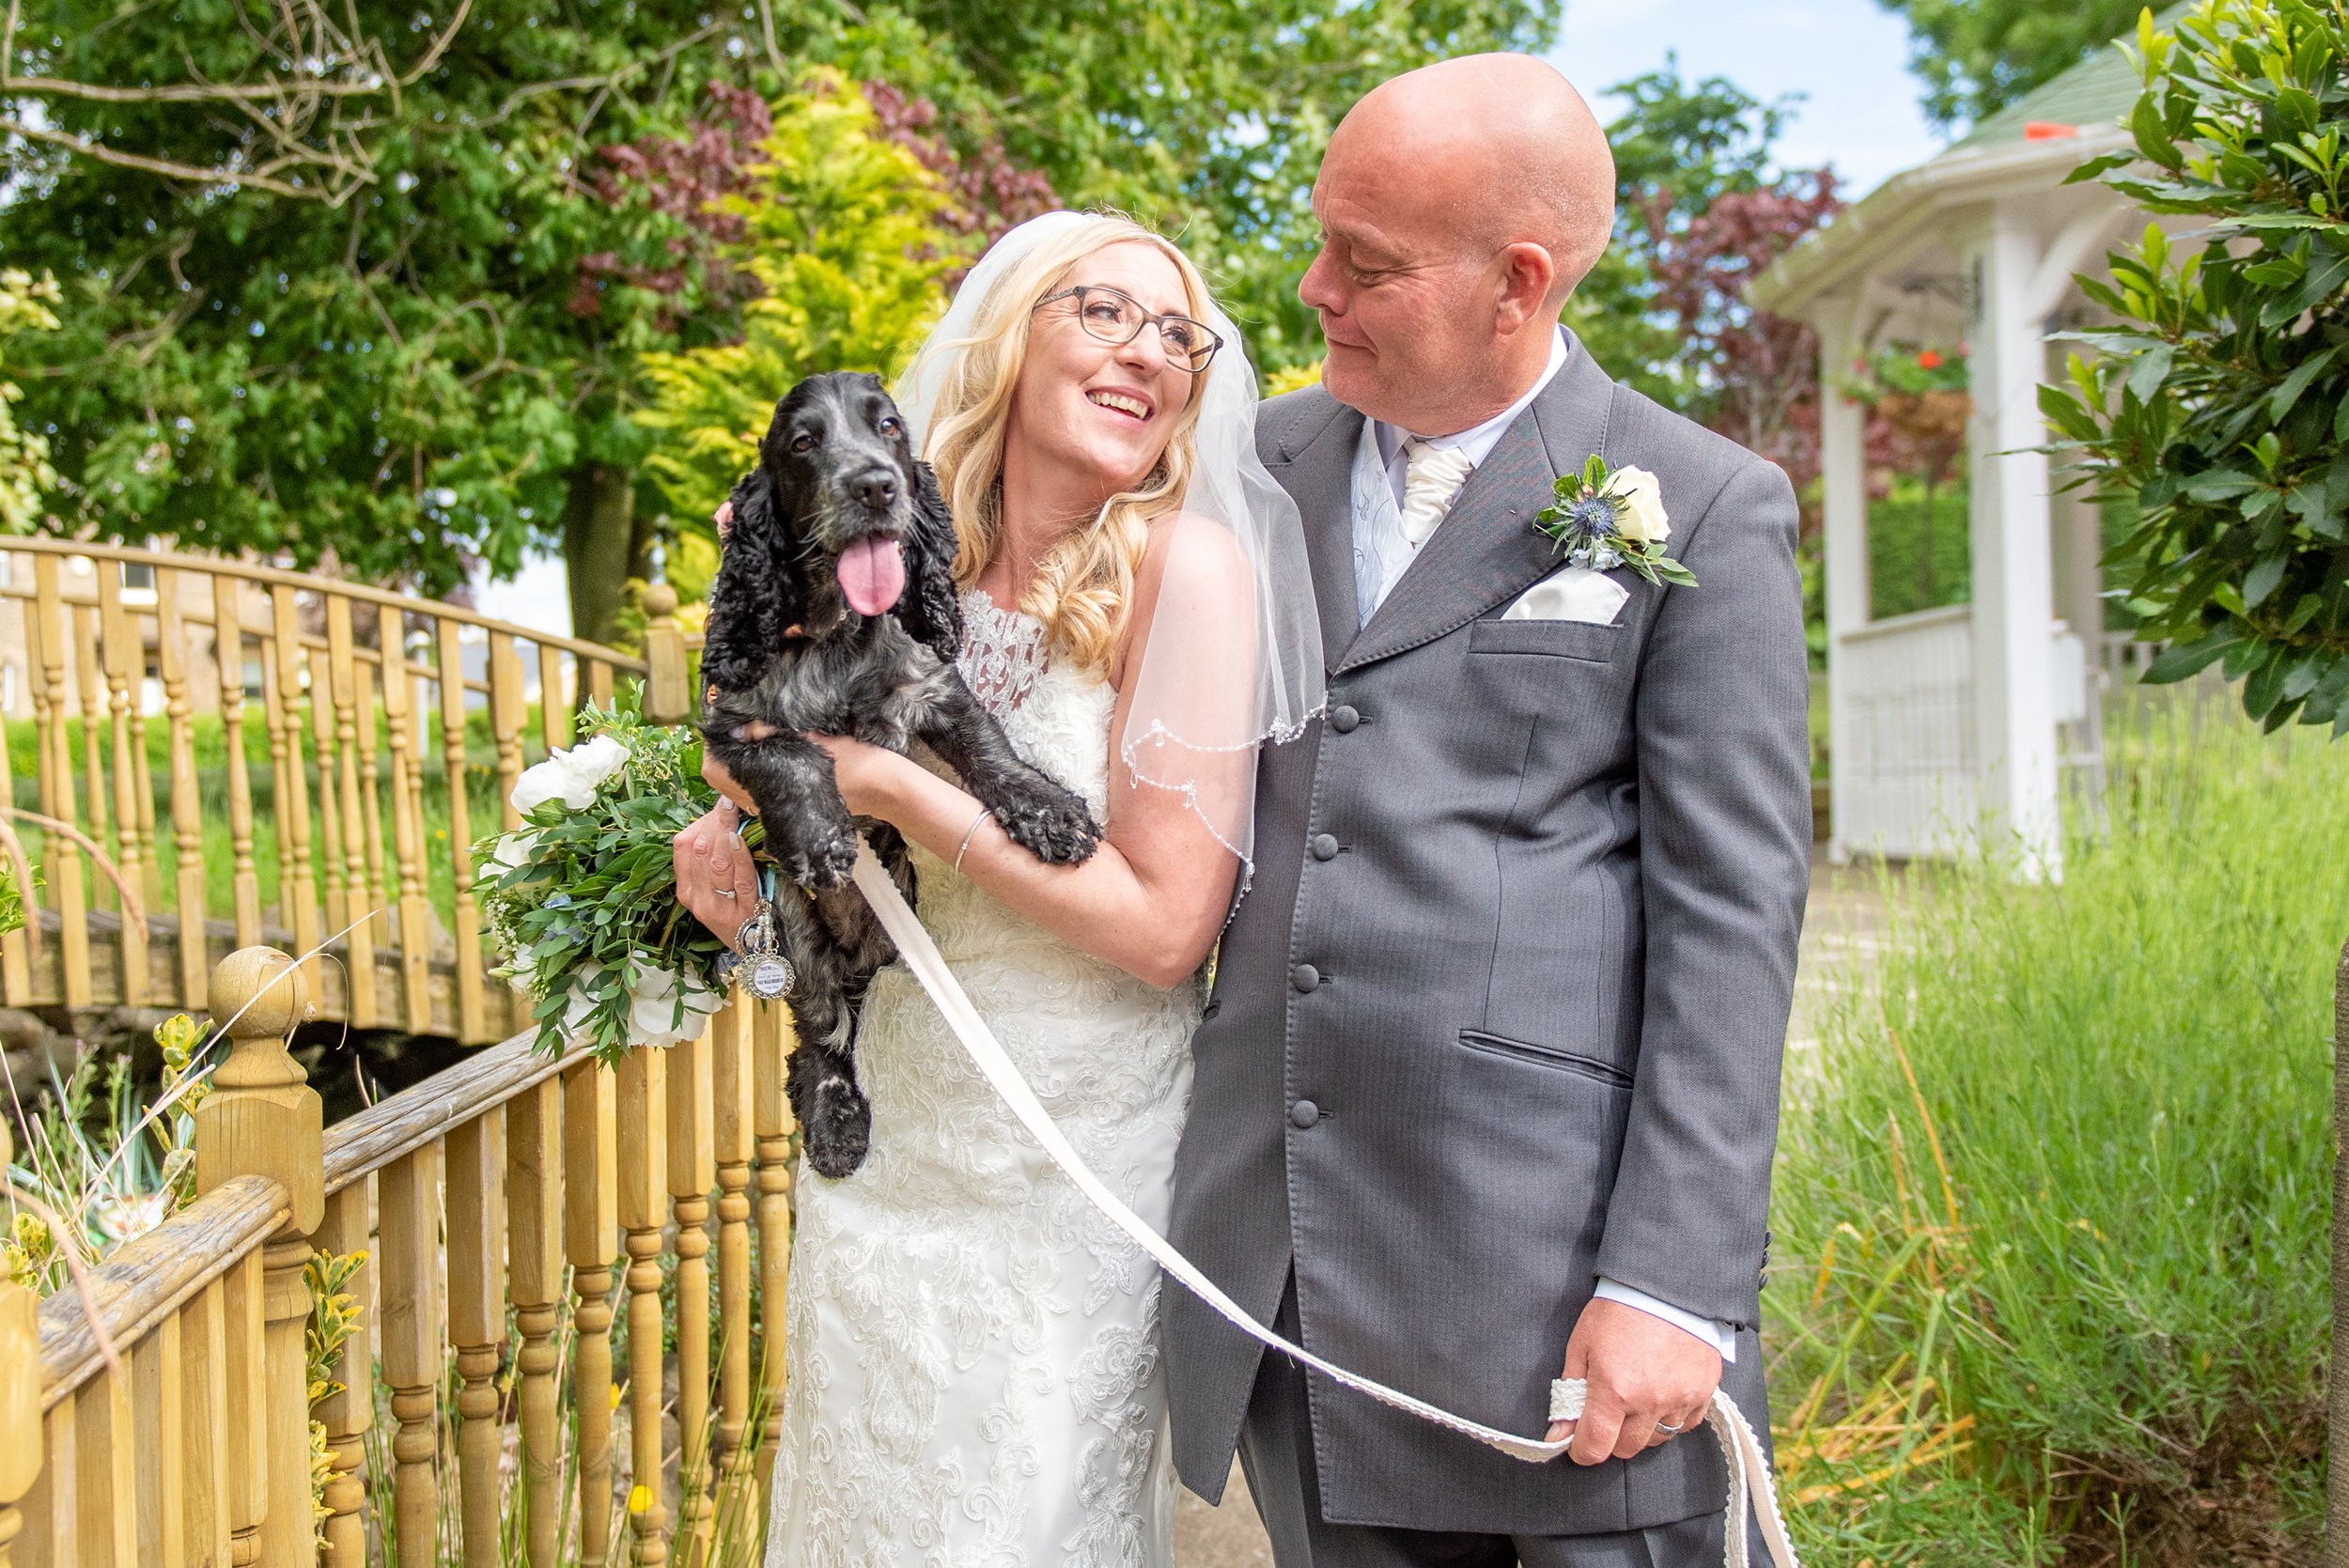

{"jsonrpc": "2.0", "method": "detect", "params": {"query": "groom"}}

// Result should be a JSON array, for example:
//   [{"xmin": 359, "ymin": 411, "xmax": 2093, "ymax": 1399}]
[{"xmin": 1165, "ymin": 53, "xmax": 1812, "ymax": 1565}]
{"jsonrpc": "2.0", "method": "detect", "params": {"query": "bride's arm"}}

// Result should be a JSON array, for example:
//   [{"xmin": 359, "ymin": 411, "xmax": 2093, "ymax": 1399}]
[{"xmin": 699, "ymin": 518, "xmax": 1256, "ymax": 989}]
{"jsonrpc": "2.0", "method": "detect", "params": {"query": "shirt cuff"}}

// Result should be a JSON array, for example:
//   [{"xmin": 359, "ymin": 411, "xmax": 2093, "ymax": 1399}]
[{"xmin": 1592, "ymin": 1278, "xmax": 1737, "ymax": 1363}]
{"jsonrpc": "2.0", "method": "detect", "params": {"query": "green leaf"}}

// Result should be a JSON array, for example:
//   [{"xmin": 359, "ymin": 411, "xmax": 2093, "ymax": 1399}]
[
  {"xmin": 2236, "ymin": 551, "xmax": 2274, "ymax": 610},
  {"xmin": 2065, "ymin": 149, "xmax": 2136, "ymax": 184},
  {"xmin": 2142, "ymin": 632, "xmax": 2240, "ymax": 684},
  {"xmin": 2280, "ymin": 649, "xmax": 2326, "ymax": 701},
  {"xmin": 2124, "ymin": 342, "xmax": 2175, "ymax": 404},
  {"xmin": 2241, "ymin": 643, "xmax": 2290, "ymax": 717},
  {"xmin": 2182, "ymin": 469, "xmax": 2259, "ymax": 503},
  {"xmin": 2266, "ymin": 343, "xmax": 2340, "ymax": 419}
]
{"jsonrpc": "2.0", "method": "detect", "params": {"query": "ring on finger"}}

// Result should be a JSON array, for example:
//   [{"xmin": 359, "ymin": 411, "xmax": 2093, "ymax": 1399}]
[
  {"xmin": 1656, "ymin": 1420, "xmax": 1685, "ymax": 1436},
  {"xmin": 715, "ymin": 888, "xmax": 738, "ymax": 898}
]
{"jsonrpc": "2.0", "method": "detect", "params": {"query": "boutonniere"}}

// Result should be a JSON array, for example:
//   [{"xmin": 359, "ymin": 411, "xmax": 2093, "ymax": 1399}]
[{"xmin": 1532, "ymin": 457, "xmax": 1697, "ymax": 589}]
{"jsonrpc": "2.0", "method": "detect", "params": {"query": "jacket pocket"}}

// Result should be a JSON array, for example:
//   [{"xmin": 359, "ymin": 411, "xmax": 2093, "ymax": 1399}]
[
  {"xmin": 1458, "ymin": 1029, "xmax": 1632, "ymax": 1089},
  {"xmin": 1468, "ymin": 617, "xmax": 1622, "ymax": 664}
]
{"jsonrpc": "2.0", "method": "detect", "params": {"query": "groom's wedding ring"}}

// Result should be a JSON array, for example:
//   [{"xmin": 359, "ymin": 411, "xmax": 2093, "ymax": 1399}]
[{"xmin": 1656, "ymin": 1420, "xmax": 1685, "ymax": 1434}]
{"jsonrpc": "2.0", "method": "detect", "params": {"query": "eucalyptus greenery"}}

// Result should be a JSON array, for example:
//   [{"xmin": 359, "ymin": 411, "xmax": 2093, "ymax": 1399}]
[
  {"xmin": 475, "ymin": 691, "xmax": 752, "ymax": 1067},
  {"xmin": 2039, "ymin": 0, "xmax": 2349, "ymax": 732}
]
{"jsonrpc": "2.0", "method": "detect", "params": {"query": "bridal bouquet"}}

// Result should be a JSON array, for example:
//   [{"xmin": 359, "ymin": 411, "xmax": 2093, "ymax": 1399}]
[{"xmin": 475, "ymin": 691, "xmax": 754, "ymax": 1066}]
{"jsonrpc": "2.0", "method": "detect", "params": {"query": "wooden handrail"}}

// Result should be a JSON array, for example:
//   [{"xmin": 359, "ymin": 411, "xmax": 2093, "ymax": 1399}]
[
  {"xmin": 33, "ymin": 1174, "xmax": 288, "ymax": 1412},
  {"xmin": 0, "ymin": 536, "xmax": 648, "ymax": 672},
  {"xmin": 0, "ymin": 557, "xmax": 776, "ymax": 1565},
  {"xmin": 321, "ymin": 1030, "xmax": 587, "ymax": 1195}
]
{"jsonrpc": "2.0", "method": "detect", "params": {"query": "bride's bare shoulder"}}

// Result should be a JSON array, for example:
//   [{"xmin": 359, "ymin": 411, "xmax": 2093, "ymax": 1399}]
[{"xmin": 1110, "ymin": 514, "xmax": 1252, "ymax": 690}]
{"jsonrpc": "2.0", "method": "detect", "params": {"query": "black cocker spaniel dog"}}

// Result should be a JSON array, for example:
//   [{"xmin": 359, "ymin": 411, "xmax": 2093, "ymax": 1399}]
[{"xmin": 700, "ymin": 371, "xmax": 1101, "ymax": 1178}]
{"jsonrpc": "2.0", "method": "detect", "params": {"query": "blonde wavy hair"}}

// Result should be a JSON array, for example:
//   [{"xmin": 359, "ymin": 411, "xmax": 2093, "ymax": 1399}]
[{"xmin": 909, "ymin": 214, "xmax": 1213, "ymax": 679}]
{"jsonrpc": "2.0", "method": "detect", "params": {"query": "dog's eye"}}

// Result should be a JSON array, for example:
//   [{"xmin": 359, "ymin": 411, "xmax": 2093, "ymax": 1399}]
[
  {"xmin": 877, "ymin": 416, "xmax": 901, "ymax": 436},
  {"xmin": 789, "ymin": 433, "xmax": 817, "ymax": 454}
]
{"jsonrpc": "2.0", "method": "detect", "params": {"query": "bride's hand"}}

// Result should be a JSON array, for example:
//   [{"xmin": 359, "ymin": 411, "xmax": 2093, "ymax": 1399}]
[
  {"xmin": 809, "ymin": 733, "xmax": 919, "ymax": 820},
  {"xmin": 673, "ymin": 800, "xmax": 760, "ymax": 950}
]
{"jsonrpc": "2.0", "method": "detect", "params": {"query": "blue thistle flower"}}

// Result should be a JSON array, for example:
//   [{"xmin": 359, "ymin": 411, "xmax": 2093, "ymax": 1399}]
[{"xmin": 1565, "ymin": 495, "xmax": 1616, "ymax": 540}]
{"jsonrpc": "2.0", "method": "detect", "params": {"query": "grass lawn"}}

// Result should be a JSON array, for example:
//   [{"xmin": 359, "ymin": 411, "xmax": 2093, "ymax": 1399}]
[{"xmin": 1768, "ymin": 691, "xmax": 2341, "ymax": 1564}]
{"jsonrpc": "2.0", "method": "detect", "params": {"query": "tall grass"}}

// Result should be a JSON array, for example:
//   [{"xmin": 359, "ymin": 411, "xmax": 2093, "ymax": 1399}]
[{"xmin": 1769, "ymin": 694, "xmax": 2344, "ymax": 1564}]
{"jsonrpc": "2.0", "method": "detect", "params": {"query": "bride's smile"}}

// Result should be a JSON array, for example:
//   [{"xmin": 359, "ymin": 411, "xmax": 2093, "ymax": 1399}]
[{"xmin": 1003, "ymin": 240, "xmax": 1199, "ymax": 526}]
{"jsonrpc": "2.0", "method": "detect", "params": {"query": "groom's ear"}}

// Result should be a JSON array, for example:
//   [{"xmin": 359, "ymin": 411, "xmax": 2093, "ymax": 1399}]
[{"xmin": 1494, "ymin": 241, "xmax": 1561, "ymax": 335}]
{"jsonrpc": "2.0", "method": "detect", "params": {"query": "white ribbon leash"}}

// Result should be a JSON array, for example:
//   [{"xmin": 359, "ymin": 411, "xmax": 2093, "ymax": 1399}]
[{"xmin": 849, "ymin": 846, "xmax": 1800, "ymax": 1567}]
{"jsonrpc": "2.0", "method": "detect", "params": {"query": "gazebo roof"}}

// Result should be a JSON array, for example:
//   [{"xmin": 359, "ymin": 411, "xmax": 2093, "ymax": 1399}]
[
  {"xmin": 1950, "ymin": 16, "xmax": 2172, "ymax": 151},
  {"xmin": 1747, "ymin": 11, "xmax": 2181, "ymax": 318}
]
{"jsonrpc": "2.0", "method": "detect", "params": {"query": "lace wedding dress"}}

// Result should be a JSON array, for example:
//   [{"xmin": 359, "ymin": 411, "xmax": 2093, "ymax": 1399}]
[{"xmin": 764, "ymin": 591, "xmax": 1199, "ymax": 1568}]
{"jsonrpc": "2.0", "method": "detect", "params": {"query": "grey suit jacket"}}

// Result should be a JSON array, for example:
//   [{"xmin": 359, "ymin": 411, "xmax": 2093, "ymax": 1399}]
[{"xmin": 1162, "ymin": 337, "xmax": 1812, "ymax": 1535}]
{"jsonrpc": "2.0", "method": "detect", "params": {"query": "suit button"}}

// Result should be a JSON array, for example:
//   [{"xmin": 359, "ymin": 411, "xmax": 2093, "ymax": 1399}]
[
  {"xmin": 1329, "ymin": 705, "xmax": 1360, "ymax": 733},
  {"xmin": 1289, "ymin": 1099, "xmax": 1321, "ymax": 1129},
  {"xmin": 1309, "ymin": 833, "xmax": 1339, "ymax": 862},
  {"xmin": 1290, "ymin": 963, "xmax": 1320, "ymax": 994}
]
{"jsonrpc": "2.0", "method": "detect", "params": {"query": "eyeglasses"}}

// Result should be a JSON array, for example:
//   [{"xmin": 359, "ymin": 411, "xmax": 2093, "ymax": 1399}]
[{"xmin": 1035, "ymin": 285, "xmax": 1223, "ymax": 373}]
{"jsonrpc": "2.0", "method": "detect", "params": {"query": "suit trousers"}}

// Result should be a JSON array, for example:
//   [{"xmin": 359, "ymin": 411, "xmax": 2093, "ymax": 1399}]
[{"xmin": 1237, "ymin": 1280, "xmax": 1748, "ymax": 1568}]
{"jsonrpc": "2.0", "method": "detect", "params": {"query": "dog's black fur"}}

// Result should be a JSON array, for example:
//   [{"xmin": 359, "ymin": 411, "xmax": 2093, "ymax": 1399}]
[{"xmin": 700, "ymin": 371, "xmax": 1100, "ymax": 1177}]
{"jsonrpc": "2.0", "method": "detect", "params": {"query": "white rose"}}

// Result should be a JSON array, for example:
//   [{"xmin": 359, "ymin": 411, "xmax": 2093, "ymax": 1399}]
[
  {"xmin": 511, "ymin": 734, "xmax": 632, "ymax": 815},
  {"xmin": 560, "ymin": 961, "xmax": 609, "ymax": 1037},
  {"xmin": 488, "ymin": 829, "xmax": 540, "ymax": 870},
  {"xmin": 1608, "ymin": 466, "xmax": 1671, "ymax": 546},
  {"xmin": 627, "ymin": 961, "xmax": 725, "ymax": 1049}
]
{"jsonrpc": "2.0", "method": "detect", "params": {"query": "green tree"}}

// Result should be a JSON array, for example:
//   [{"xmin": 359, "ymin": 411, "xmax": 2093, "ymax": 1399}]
[
  {"xmin": 810, "ymin": 0, "xmax": 1561, "ymax": 376},
  {"xmin": 0, "ymin": 0, "xmax": 768, "ymax": 641},
  {"xmin": 3, "ymin": 0, "xmax": 1554, "ymax": 635},
  {"xmin": 2041, "ymin": 0, "xmax": 2348, "ymax": 734},
  {"xmin": 1877, "ymin": 0, "xmax": 2149, "ymax": 131},
  {"xmin": 635, "ymin": 74, "xmax": 966, "ymax": 592},
  {"xmin": 0, "ymin": 269, "xmax": 61, "ymax": 531},
  {"xmin": 1571, "ymin": 59, "xmax": 1807, "ymax": 404}
]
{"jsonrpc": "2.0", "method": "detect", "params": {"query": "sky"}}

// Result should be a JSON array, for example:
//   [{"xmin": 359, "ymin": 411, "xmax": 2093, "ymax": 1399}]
[{"xmin": 473, "ymin": 0, "xmax": 1951, "ymax": 640}]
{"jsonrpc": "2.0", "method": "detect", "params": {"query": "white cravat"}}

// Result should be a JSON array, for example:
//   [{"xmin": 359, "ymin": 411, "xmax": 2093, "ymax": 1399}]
[
  {"xmin": 1397, "ymin": 439, "xmax": 1477, "ymax": 546},
  {"xmin": 1352, "ymin": 327, "xmax": 1573, "ymax": 624}
]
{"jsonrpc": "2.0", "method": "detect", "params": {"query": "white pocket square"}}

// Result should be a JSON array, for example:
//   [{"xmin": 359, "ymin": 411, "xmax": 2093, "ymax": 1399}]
[{"xmin": 1501, "ymin": 567, "xmax": 1628, "ymax": 626}]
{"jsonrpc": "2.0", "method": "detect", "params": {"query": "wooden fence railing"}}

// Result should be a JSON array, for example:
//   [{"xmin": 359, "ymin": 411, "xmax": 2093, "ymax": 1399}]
[
  {"xmin": 2, "ymin": 942, "xmax": 800, "ymax": 1567},
  {"xmin": 0, "ymin": 537, "xmax": 675, "ymax": 1044}
]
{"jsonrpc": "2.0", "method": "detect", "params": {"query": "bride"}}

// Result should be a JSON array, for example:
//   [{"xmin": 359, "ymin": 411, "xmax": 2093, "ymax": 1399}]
[{"xmin": 671, "ymin": 210, "xmax": 1320, "ymax": 1565}]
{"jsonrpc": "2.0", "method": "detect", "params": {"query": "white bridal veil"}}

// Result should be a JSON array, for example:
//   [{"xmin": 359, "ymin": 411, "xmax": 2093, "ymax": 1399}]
[{"xmin": 895, "ymin": 211, "xmax": 1325, "ymax": 878}]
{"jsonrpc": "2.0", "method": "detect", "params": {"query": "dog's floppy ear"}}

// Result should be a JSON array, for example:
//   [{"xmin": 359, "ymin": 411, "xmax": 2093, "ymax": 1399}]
[
  {"xmin": 700, "ymin": 465, "xmax": 806, "ymax": 694},
  {"xmin": 894, "ymin": 458, "xmax": 964, "ymax": 662}
]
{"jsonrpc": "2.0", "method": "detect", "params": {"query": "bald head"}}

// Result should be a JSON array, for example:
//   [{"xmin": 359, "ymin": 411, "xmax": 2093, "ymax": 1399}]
[
  {"xmin": 1330, "ymin": 54, "xmax": 1616, "ymax": 302},
  {"xmin": 1298, "ymin": 55, "xmax": 1617, "ymax": 435}
]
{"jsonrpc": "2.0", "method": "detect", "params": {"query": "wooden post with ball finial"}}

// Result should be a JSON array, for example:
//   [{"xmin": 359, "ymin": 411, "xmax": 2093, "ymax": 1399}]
[
  {"xmin": 194, "ymin": 947, "xmax": 323, "ymax": 1568},
  {"xmin": 642, "ymin": 582, "xmax": 692, "ymax": 727}
]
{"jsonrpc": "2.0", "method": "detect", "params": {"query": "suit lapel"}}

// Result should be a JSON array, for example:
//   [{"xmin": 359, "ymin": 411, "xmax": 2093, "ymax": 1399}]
[
  {"xmin": 1337, "ymin": 337, "xmax": 1618, "ymax": 676},
  {"xmin": 1264, "ymin": 391, "xmax": 1364, "ymax": 670}
]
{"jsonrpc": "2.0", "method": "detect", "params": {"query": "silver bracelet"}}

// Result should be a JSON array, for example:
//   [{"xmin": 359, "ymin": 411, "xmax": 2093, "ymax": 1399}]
[{"xmin": 953, "ymin": 806, "xmax": 992, "ymax": 874}]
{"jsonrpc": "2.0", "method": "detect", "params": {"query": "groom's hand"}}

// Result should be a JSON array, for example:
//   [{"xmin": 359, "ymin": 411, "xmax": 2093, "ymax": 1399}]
[{"xmin": 1548, "ymin": 1296, "xmax": 1722, "ymax": 1464}]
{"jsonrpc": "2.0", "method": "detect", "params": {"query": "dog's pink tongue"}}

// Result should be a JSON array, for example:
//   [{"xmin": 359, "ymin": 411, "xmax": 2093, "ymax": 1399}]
[{"xmin": 837, "ymin": 536, "xmax": 907, "ymax": 617}]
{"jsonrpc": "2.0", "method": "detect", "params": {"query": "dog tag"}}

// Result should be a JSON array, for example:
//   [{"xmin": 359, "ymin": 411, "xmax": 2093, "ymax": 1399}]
[
  {"xmin": 747, "ymin": 952, "xmax": 796, "ymax": 1001},
  {"xmin": 734, "ymin": 900, "xmax": 796, "ymax": 1001}
]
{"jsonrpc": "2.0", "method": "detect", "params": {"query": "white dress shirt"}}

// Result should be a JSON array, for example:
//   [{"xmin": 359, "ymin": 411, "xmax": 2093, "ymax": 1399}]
[{"xmin": 1345, "ymin": 326, "xmax": 1739, "ymax": 1364}]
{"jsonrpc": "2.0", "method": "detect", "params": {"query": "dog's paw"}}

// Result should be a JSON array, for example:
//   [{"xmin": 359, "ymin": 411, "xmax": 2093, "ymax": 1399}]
[
  {"xmin": 992, "ymin": 781, "xmax": 1102, "ymax": 866},
  {"xmin": 780, "ymin": 823, "xmax": 861, "ymax": 890},
  {"xmin": 801, "ymin": 1073, "xmax": 872, "ymax": 1179}
]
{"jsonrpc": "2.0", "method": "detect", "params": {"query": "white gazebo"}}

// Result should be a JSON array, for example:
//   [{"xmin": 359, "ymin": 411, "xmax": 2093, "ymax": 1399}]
[{"xmin": 1751, "ymin": 41, "xmax": 2164, "ymax": 878}]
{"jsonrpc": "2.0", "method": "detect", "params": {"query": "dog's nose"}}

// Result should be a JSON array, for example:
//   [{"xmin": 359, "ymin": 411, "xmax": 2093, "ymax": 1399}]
[{"xmin": 852, "ymin": 471, "xmax": 899, "ymax": 510}]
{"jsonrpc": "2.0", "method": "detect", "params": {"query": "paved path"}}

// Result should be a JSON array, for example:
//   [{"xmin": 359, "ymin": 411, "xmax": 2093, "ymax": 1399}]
[{"xmin": 1169, "ymin": 852, "xmax": 1886, "ymax": 1564}]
